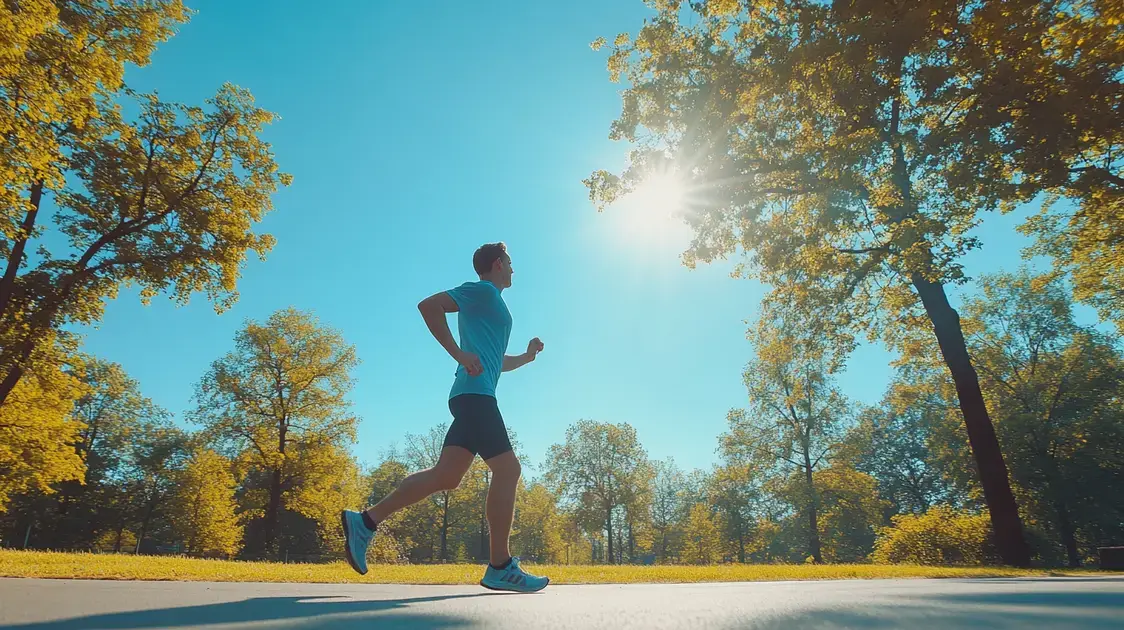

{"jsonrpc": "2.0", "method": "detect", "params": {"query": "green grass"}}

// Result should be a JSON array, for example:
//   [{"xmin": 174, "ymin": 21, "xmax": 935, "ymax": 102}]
[{"xmin": 0, "ymin": 549, "xmax": 1096, "ymax": 584}]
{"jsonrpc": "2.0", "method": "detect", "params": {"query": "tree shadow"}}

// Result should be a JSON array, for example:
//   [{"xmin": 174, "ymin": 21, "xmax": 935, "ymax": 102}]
[
  {"xmin": 745, "ymin": 585, "xmax": 1124, "ymax": 630},
  {"xmin": 0, "ymin": 592, "xmax": 502, "ymax": 630},
  {"xmin": 933, "ymin": 589, "xmax": 1124, "ymax": 608}
]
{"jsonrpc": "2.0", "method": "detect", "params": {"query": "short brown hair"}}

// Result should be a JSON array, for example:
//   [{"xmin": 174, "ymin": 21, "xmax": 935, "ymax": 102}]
[{"xmin": 472, "ymin": 242, "xmax": 507, "ymax": 275}]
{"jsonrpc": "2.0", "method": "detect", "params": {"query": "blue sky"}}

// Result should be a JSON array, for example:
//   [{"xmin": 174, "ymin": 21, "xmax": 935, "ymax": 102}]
[{"xmin": 75, "ymin": 0, "xmax": 1067, "ymax": 478}]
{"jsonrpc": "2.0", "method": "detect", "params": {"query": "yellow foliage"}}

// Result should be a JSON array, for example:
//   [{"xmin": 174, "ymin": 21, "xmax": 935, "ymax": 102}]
[
  {"xmin": 171, "ymin": 449, "xmax": 242, "ymax": 557},
  {"xmin": 1, "ymin": 0, "xmax": 289, "ymax": 413},
  {"xmin": 681, "ymin": 503, "xmax": 722, "ymax": 565},
  {"xmin": 94, "ymin": 530, "xmax": 138, "ymax": 553},
  {"xmin": 513, "ymin": 483, "xmax": 568, "ymax": 563},
  {"xmin": 873, "ymin": 505, "xmax": 993, "ymax": 565},
  {"xmin": 0, "ymin": 359, "xmax": 85, "ymax": 511}
]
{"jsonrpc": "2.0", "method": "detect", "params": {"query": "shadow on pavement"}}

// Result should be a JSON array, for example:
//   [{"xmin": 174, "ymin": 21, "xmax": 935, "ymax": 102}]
[
  {"xmin": 0, "ymin": 592, "xmax": 499, "ymax": 630},
  {"xmin": 744, "ymin": 586, "xmax": 1124, "ymax": 629}
]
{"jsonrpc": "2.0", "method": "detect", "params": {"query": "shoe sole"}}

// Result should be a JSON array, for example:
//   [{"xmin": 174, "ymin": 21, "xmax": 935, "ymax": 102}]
[
  {"xmin": 479, "ymin": 577, "xmax": 549, "ymax": 593},
  {"xmin": 339, "ymin": 511, "xmax": 368, "ymax": 576}
]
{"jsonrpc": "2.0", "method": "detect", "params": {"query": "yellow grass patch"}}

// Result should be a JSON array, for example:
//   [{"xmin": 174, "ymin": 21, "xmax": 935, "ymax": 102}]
[{"xmin": 0, "ymin": 549, "xmax": 1091, "ymax": 584}]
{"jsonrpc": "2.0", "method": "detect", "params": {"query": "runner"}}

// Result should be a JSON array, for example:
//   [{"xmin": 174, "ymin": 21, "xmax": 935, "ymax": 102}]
[{"xmin": 341, "ymin": 242, "xmax": 549, "ymax": 592}]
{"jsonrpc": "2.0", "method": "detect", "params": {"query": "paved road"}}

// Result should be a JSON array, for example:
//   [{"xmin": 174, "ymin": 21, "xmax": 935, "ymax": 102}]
[{"xmin": 1, "ymin": 576, "xmax": 1122, "ymax": 629}]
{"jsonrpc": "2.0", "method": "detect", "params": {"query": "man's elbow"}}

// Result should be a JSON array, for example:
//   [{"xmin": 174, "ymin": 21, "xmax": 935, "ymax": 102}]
[{"xmin": 419, "ymin": 294, "xmax": 455, "ymax": 315}]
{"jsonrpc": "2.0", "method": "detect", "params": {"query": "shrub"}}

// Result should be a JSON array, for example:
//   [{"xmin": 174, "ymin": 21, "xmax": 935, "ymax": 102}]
[{"xmin": 872, "ymin": 505, "xmax": 996, "ymax": 565}]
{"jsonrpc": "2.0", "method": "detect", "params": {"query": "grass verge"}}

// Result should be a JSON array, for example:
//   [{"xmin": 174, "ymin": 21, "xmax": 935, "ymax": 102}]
[{"xmin": 0, "ymin": 550, "xmax": 1097, "ymax": 585}]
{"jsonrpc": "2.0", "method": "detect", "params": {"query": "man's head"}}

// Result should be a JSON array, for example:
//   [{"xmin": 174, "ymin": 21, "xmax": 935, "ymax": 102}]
[{"xmin": 473, "ymin": 242, "xmax": 513, "ymax": 289}]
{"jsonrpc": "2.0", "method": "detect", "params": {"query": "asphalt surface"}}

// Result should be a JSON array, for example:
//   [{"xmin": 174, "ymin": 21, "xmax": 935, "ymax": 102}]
[{"xmin": 0, "ymin": 576, "xmax": 1122, "ymax": 629}]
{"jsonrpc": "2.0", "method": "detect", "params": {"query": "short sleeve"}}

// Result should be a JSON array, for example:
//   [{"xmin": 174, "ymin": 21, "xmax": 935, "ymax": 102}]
[{"xmin": 445, "ymin": 282, "xmax": 480, "ymax": 312}]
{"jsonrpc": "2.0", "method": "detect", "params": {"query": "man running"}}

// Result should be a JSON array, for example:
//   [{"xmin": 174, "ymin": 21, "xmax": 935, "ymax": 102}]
[{"xmin": 341, "ymin": 242, "xmax": 549, "ymax": 592}]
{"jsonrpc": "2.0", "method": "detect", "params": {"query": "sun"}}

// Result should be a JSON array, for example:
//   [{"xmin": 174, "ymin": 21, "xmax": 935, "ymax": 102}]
[
  {"xmin": 630, "ymin": 173, "xmax": 687, "ymax": 220},
  {"xmin": 612, "ymin": 172, "xmax": 691, "ymax": 246}
]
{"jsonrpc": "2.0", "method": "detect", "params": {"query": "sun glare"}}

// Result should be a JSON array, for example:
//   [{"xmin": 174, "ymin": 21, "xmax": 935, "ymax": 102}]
[
  {"xmin": 631, "ymin": 173, "xmax": 687, "ymax": 220},
  {"xmin": 614, "ymin": 173, "xmax": 691, "ymax": 246}
]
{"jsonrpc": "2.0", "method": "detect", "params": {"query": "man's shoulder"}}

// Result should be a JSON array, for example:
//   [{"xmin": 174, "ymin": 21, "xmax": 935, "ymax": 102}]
[
  {"xmin": 450, "ymin": 281, "xmax": 499, "ymax": 296},
  {"xmin": 446, "ymin": 281, "xmax": 502, "ymax": 310}
]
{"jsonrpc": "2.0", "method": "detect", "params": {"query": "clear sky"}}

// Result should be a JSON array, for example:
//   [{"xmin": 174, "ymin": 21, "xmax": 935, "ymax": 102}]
[{"xmin": 76, "ymin": 0, "xmax": 1070, "ymax": 479}]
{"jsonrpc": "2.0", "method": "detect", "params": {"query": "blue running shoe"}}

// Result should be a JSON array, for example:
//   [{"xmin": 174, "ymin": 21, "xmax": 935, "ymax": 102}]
[
  {"xmin": 340, "ymin": 510, "xmax": 374, "ymax": 575},
  {"xmin": 480, "ymin": 557, "xmax": 549, "ymax": 593}
]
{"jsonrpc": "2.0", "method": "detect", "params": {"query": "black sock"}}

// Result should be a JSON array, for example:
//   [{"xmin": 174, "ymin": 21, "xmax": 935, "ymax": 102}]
[
  {"xmin": 361, "ymin": 511, "xmax": 378, "ymax": 532},
  {"xmin": 489, "ymin": 557, "xmax": 512, "ymax": 570}
]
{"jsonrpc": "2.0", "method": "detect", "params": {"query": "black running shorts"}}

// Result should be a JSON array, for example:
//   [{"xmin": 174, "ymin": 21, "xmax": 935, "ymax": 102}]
[{"xmin": 443, "ymin": 394, "xmax": 513, "ymax": 460}]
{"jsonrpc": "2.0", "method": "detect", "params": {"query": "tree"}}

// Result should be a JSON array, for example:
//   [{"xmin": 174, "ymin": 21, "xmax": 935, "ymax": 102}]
[
  {"xmin": 284, "ymin": 442, "xmax": 368, "ymax": 557},
  {"xmin": 709, "ymin": 462, "xmax": 760, "ymax": 563},
  {"xmin": 1, "ymin": 1, "xmax": 188, "ymax": 217},
  {"xmin": 64, "ymin": 359, "xmax": 174, "ymax": 550},
  {"xmin": 193, "ymin": 308, "xmax": 358, "ymax": 558},
  {"xmin": 650, "ymin": 457, "xmax": 686, "ymax": 563},
  {"xmin": 545, "ymin": 420, "xmax": 649, "ymax": 564},
  {"xmin": 681, "ymin": 502, "xmax": 721, "ymax": 565},
  {"xmin": 813, "ymin": 466, "xmax": 885, "ymax": 562},
  {"xmin": 722, "ymin": 317, "xmax": 848, "ymax": 563},
  {"xmin": 1, "ymin": 0, "xmax": 290, "ymax": 410},
  {"xmin": 171, "ymin": 448, "xmax": 242, "ymax": 557},
  {"xmin": 585, "ymin": 0, "xmax": 1065, "ymax": 566},
  {"xmin": 842, "ymin": 399, "xmax": 963, "ymax": 519},
  {"xmin": 512, "ymin": 483, "xmax": 567, "ymax": 563},
  {"xmin": 128, "ymin": 423, "xmax": 189, "ymax": 553},
  {"xmin": 968, "ymin": 1, "xmax": 1123, "ymax": 332},
  {"xmin": 964, "ymin": 270, "xmax": 1124, "ymax": 566}
]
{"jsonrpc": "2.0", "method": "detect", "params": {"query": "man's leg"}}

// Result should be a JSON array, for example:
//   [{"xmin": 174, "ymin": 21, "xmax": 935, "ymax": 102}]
[
  {"xmin": 367, "ymin": 446, "xmax": 474, "ymax": 524},
  {"xmin": 483, "ymin": 450, "xmax": 521, "ymax": 566},
  {"xmin": 342, "ymin": 445, "xmax": 473, "ymax": 575}
]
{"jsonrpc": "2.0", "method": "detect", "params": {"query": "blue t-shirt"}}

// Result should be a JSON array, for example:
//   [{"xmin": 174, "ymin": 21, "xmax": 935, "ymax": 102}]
[{"xmin": 446, "ymin": 280, "xmax": 512, "ymax": 399}]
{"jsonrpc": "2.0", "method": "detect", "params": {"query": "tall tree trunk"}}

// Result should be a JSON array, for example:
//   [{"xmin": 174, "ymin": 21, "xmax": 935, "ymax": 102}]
[
  {"xmin": 606, "ymin": 507, "xmax": 614, "ymax": 565},
  {"xmin": 913, "ymin": 275, "xmax": 1031, "ymax": 567},
  {"xmin": 1055, "ymin": 501, "xmax": 1080, "ymax": 568},
  {"xmin": 480, "ymin": 479, "xmax": 489, "ymax": 561},
  {"xmin": 135, "ymin": 498, "xmax": 158, "ymax": 554},
  {"xmin": 627, "ymin": 519, "xmax": 635, "ymax": 562},
  {"xmin": 737, "ymin": 518, "xmax": 746, "ymax": 564},
  {"xmin": 265, "ymin": 467, "xmax": 283, "ymax": 558},
  {"xmin": 440, "ymin": 492, "xmax": 449, "ymax": 562},
  {"xmin": 803, "ymin": 452, "xmax": 823, "ymax": 564},
  {"xmin": 265, "ymin": 420, "xmax": 288, "ymax": 560},
  {"xmin": 479, "ymin": 512, "xmax": 488, "ymax": 562}
]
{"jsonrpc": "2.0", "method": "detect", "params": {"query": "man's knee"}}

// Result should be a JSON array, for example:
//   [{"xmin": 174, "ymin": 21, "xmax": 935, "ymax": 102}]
[
  {"xmin": 433, "ymin": 470, "xmax": 464, "ymax": 491},
  {"xmin": 489, "ymin": 452, "xmax": 521, "ymax": 481}
]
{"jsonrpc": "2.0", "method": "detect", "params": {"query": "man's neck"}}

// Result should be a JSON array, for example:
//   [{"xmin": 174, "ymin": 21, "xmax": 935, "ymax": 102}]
[{"xmin": 478, "ymin": 276, "xmax": 503, "ymax": 292}]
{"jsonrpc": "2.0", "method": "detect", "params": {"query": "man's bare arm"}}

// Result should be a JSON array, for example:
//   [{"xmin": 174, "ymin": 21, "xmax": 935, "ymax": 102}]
[
  {"xmin": 503, "ymin": 337, "xmax": 544, "ymax": 372},
  {"xmin": 502, "ymin": 353, "xmax": 534, "ymax": 372},
  {"xmin": 418, "ymin": 292, "xmax": 482, "ymax": 376}
]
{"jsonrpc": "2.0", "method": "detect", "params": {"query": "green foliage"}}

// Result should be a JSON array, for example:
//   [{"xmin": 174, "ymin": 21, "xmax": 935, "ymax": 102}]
[
  {"xmin": 722, "ymin": 315, "xmax": 850, "ymax": 563},
  {"xmin": 649, "ymin": 457, "xmax": 686, "ymax": 563},
  {"xmin": 873, "ymin": 505, "xmax": 995, "ymax": 566},
  {"xmin": 545, "ymin": 420, "xmax": 651, "ymax": 564},
  {"xmin": 964, "ymin": 269, "xmax": 1124, "ymax": 565}
]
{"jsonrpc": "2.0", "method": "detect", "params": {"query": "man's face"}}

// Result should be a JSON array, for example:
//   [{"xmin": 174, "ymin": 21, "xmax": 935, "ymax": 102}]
[{"xmin": 495, "ymin": 254, "xmax": 514, "ymax": 288}]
